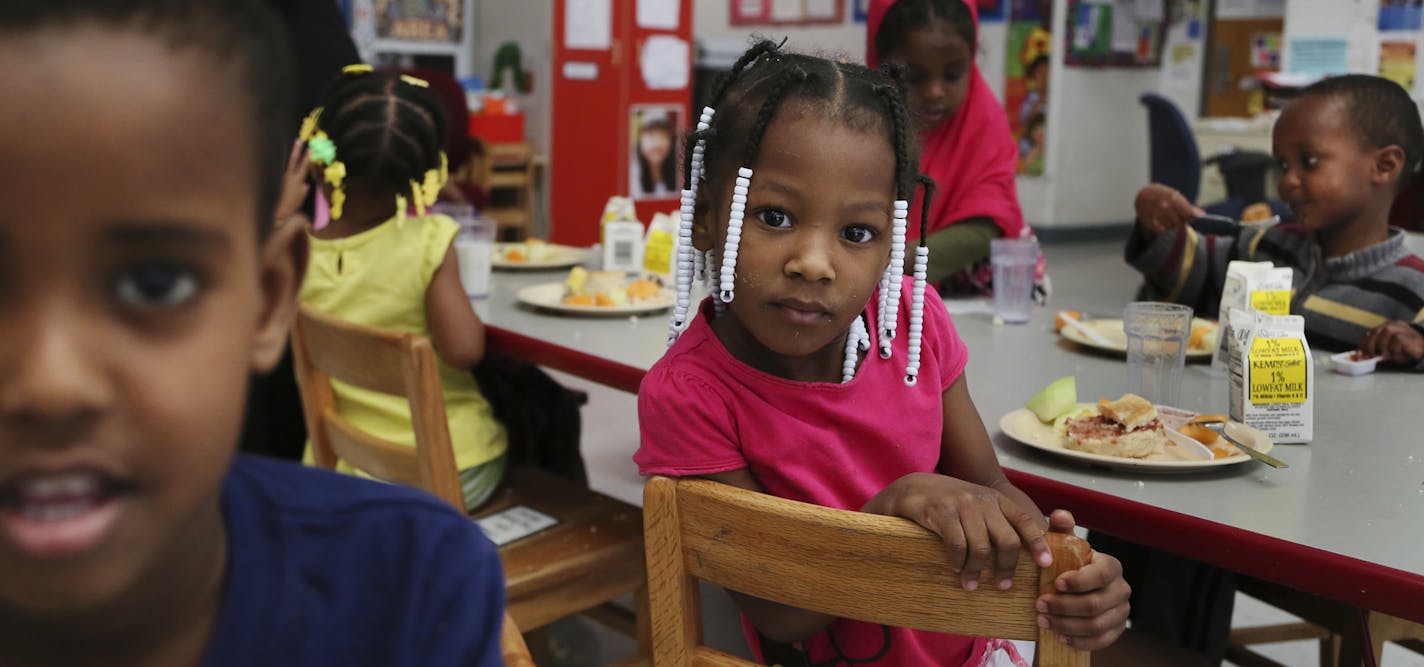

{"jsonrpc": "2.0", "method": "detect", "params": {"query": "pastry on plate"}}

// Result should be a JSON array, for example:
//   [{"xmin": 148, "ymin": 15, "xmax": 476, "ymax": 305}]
[{"xmin": 1060, "ymin": 393, "xmax": 1168, "ymax": 459}]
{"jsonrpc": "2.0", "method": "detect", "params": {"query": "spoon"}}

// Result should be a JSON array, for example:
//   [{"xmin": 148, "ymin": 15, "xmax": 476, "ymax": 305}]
[
  {"xmin": 1058, "ymin": 313, "xmax": 1118, "ymax": 348},
  {"xmin": 1162, "ymin": 428, "xmax": 1214, "ymax": 461},
  {"xmin": 1192, "ymin": 419, "xmax": 1289, "ymax": 468}
]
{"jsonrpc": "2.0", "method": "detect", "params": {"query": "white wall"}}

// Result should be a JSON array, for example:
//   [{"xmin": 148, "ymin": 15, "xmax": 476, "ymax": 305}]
[{"xmin": 473, "ymin": 0, "xmax": 554, "ymax": 152}]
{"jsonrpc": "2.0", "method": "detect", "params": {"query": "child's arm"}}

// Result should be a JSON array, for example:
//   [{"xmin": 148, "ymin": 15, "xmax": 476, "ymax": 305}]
[
  {"xmin": 908, "ymin": 376, "xmax": 1129, "ymax": 650},
  {"xmin": 1126, "ymin": 184, "xmax": 1249, "ymax": 310},
  {"xmin": 425, "ymin": 244, "xmax": 485, "ymax": 369},
  {"xmin": 1359, "ymin": 320, "xmax": 1424, "ymax": 369}
]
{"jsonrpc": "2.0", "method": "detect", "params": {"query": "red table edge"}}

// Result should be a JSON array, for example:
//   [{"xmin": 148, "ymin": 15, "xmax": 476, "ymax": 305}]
[{"xmin": 486, "ymin": 325, "xmax": 1424, "ymax": 625}]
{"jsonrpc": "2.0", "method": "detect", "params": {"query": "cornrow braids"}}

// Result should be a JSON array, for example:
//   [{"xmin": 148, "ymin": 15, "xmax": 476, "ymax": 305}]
[
  {"xmin": 311, "ymin": 69, "xmax": 449, "ymax": 217},
  {"xmin": 873, "ymin": 64, "xmax": 914, "ymax": 359},
  {"xmin": 665, "ymin": 43, "xmax": 923, "ymax": 383},
  {"xmin": 904, "ymin": 175, "xmax": 937, "ymax": 386},
  {"xmin": 0, "ymin": 0, "xmax": 295, "ymax": 236}
]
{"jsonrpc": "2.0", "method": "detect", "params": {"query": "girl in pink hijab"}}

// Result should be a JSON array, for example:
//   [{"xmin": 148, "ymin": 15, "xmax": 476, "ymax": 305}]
[{"xmin": 868, "ymin": 0, "xmax": 1034, "ymax": 291}]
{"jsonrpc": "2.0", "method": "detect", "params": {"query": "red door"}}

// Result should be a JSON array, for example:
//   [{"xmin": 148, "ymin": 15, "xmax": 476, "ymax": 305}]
[{"xmin": 550, "ymin": 0, "xmax": 692, "ymax": 246}]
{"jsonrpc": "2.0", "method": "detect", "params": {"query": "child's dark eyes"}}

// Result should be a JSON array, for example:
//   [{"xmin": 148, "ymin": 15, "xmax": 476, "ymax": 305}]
[
  {"xmin": 114, "ymin": 262, "xmax": 200, "ymax": 309},
  {"xmin": 841, "ymin": 225, "xmax": 878, "ymax": 244},
  {"xmin": 755, "ymin": 209, "xmax": 792, "ymax": 229}
]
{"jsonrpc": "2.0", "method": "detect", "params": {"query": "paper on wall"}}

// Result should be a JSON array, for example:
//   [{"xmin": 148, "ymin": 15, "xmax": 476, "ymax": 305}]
[
  {"xmin": 1289, "ymin": 38, "xmax": 1349, "ymax": 76},
  {"xmin": 636, "ymin": 0, "xmax": 680, "ymax": 30},
  {"xmin": 771, "ymin": 0, "xmax": 802, "ymax": 21},
  {"xmin": 1111, "ymin": 0, "xmax": 1138, "ymax": 53},
  {"xmin": 806, "ymin": 0, "xmax": 837, "ymax": 19},
  {"xmin": 564, "ymin": 0, "xmax": 611, "ymax": 50},
  {"xmin": 1133, "ymin": 0, "xmax": 1164, "ymax": 21},
  {"xmin": 640, "ymin": 35, "xmax": 690, "ymax": 90}
]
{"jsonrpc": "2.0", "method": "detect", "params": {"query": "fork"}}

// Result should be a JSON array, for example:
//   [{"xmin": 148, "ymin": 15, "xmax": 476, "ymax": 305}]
[{"xmin": 1193, "ymin": 419, "xmax": 1289, "ymax": 469}]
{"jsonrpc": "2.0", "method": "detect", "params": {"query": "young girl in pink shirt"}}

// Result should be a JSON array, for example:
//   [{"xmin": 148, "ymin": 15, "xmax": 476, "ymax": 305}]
[{"xmin": 634, "ymin": 42, "xmax": 1131, "ymax": 666}]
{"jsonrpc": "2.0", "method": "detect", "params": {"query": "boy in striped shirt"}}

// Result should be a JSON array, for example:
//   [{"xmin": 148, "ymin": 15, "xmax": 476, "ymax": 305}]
[{"xmin": 1129, "ymin": 74, "xmax": 1424, "ymax": 369}]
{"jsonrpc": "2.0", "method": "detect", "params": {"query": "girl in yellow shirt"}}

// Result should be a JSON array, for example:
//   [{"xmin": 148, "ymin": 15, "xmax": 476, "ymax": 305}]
[{"xmin": 293, "ymin": 65, "xmax": 507, "ymax": 511}]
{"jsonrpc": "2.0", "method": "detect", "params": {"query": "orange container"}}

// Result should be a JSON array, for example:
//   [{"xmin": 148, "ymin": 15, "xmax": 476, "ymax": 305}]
[{"xmin": 468, "ymin": 112, "xmax": 525, "ymax": 143}]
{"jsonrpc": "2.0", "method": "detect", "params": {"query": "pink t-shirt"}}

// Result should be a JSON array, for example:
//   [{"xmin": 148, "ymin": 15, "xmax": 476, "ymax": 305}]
[{"xmin": 636, "ymin": 278, "xmax": 989, "ymax": 666}]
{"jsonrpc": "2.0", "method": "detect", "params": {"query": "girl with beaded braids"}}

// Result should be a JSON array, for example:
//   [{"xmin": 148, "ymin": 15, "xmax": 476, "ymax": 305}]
[
  {"xmin": 293, "ymin": 66, "xmax": 509, "ymax": 512},
  {"xmin": 636, "ymin": 42, "xmax": 1130, "ymax": 666}
]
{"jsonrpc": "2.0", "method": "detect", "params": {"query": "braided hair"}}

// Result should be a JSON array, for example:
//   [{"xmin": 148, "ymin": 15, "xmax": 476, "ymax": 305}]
[
  {"xmin": 873, "ymin": 0, "xmax": 977, "ymax": 57},
  {"xmin": 0, "ymin": 0, "xmax": 294, "ymax": 236},
  {"xmin": 304, "ymin": 67, "xmax": 449, "ymax": 221},
  {"xmin": 667, "ymin": 40, "xmax": 937, "ymax": 386}
]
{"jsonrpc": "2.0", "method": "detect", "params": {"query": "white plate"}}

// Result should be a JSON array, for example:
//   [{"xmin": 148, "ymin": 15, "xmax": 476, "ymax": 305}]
[
  {"xmin": 998, "ymin": 405, "xmax": 1274, "ymax": 473},
  {"xmin": 492, "ymin": 243, "xmax": 587, "ymax": 270},
  {"xmin": 515, "ymin": 282, "xmax": 675, "ymax": 317},
  {"xmin": 1059, "ymin": 317, "xmax": 1216, "ymax": 360}
]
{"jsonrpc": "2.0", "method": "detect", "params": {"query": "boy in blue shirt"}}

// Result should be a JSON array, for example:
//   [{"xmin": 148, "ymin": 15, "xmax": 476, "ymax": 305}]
[{"xmin": 0, "ymin": 1, "xmax": 505, "ymax": 665}]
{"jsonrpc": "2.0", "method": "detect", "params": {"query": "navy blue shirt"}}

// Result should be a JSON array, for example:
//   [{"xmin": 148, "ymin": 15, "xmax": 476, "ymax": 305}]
[{"xmin": 201, "ymin": 454, "xmax": 504, "ymax": 666}]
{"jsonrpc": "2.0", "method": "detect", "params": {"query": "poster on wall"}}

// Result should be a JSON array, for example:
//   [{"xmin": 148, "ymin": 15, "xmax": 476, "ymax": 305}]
[
  {"xmin": 1006, "ymin": 0, "xmax": 1052, "ymax": 176},
  {"xmin": 1378, "ymin": 0, "xmax": 1424, "ymax": 31},
  {"xmin": 374, "ymin": 0, "xmax": 462, "ymax": 42},
  {"xmin": 1379, "ymin": 41, "xmax": 1417, "ymax": 90},
  {"xmin": 732, "ymin": 0, "xmax": 845, "ymax": 25},
  {"xmin": 853, "ymin": 0, "xmax": 869, "ymax": 23},
  {"xmin": 629, "ymin": 106, "xmax": 683, "ymax": 200},
  {"xmin": 1064, "ymin": 0, "xmax": 1165, "ymax": 66}
]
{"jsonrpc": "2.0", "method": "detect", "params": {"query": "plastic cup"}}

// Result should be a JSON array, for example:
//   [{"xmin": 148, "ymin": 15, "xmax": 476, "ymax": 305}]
[
  {"xmin": 991, "ymin": 238, "xmax": 1039, "ymax": 323},
  {"xmin": 433, "ymin": 203, "xmax": 495, "ymax": 299},
  {"xmin": 1123, "ymin": 302, "xmax": 1193, "ymax": 407}
]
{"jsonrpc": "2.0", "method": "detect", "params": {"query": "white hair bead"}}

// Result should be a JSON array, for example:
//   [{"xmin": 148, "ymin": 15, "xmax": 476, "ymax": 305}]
[{"xmin": 904, "ymin": 245, "xmax": 930, "ymax": 385}]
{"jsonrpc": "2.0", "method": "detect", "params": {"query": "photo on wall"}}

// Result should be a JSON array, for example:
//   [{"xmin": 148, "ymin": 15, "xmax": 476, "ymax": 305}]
[
  {"xmin": 629, "ymin": 105, "xmax": 683, "ymax": 200},
  {"xmin": 1006, "ymin": 0, "xmax": 1052, "ymax": 176},
  {"xmin": 374, "ymin": 0, "xmax": 462, "ymax": 42}
]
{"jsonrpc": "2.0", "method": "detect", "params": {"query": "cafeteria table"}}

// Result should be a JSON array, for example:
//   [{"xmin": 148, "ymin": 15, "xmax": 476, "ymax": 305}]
[{"xmin": 474, "ymin": 241, "xmax": 1424, "ymax": 626}]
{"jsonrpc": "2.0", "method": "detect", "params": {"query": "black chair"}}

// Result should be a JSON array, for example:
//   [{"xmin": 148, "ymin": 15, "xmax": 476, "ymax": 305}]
[{"xmin": 1139, "ymin": 93, "xmax": 1279, "ymax": 221}]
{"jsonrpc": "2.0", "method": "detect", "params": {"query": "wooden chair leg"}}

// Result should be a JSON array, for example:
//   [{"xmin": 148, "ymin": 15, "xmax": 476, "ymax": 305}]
[{"xmin": 607, "ymin": 586, "xmax": 651, "ymax": 667}]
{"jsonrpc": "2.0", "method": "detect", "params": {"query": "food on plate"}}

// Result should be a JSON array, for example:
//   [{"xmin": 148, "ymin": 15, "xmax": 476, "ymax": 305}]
[
  {"xmin": 1026, "ymin": 376, "xmax": 1078, "ymax": 422},
  {"xmin": 560, "ymin": 266, "xmax": 664, "ymax": 307},
  {"xmin": 499, "ymin": 238, "xmax": 556, "ymax": 263},
  {"xmin": 1053, "ymin": 310, "xmax": 1082, "ymax": 334},
  {"xmin": 1188, "ymin": 323, "xmax": 1217, "ymax": 351},
  {"xmin": 1177, "ymin": 422, "xmax": 1219, "ymax": 445},
  {"xmin": 1241, "ymin": 202, "xmax": 1273, "ymax": 223},
  {"xmin": 1060, "ymin": 393, "xmax": 1169, "ymax": 459}
]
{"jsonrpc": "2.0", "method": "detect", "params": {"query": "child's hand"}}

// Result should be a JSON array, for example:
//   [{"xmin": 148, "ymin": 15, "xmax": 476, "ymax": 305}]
[
  {"xmin": 1036, "ymin": 510, "xmax": 1131, "ymax": 650},
  {"xmin": 862, "ymin": 473, "xmax": 1051, "ymax": 591},
  {"xmin": 1134, "ymin": 184, "xmax": 1202, "ymax": 237},
  {"xmin": 1359, "ymin": 321, "xmax": 1424, "ymax": 366},
  {"xmin": 275, "ymin": 139, "xmax": 311, "ymax": 224}
]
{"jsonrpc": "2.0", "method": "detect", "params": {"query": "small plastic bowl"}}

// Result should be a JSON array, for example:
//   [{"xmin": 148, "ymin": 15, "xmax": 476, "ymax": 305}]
[{"xmin": 1331, "ymin": 351, "xmax": 1381, "ymax": 376}]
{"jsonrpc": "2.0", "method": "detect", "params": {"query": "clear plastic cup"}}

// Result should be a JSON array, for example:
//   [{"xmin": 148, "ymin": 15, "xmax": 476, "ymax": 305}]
[
  {"xmin": 433, "ymin": 203, "xmax": 495, "ymax": 298},
  {"xmin": 1123, "ymin": 302, "xmax": 1193, "ymax": 407},
  {"xmin": 991, "ymin": 238, "xmax": 1039, "ymax": 323}
]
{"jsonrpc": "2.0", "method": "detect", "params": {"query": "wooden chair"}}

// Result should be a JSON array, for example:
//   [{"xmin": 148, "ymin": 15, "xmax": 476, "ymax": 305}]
[
  {"xmin": 291, "ymin": 305, "xmax": 649, "ymax": 665},
  {"xmin": 477, "ymin": 141, "xmax": 540, "ymax": 241},
  {"xmin": 1226, "ymin": 576, "xmax": 1424, "ymax": 667},
  {"xmin": 642, "ymin": 475, "xmax": 1092, "ymax": 666},
  {"xmin": 503, "ymin": 612, "xmax": 538, "ymax": 667}
]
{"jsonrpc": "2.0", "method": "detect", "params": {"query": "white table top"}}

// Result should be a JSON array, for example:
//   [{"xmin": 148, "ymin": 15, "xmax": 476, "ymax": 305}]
[{"xmin": 475, "ymin": 242, "xmax": 1424, "ymax": 621}]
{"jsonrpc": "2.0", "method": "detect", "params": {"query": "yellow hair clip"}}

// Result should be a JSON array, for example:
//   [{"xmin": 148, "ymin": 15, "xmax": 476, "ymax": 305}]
[
  {"xmin": 438, "ymin": 152, "xmax": 449, "ymax": 185},
  {"xmin": 324, "ymin": 161, "xmax": 346, "ymax": 187},
  {"xmin": 400, "ymin": 74, "xmax": 430, "ymax": 88},
  {"xmin": 298, "ymin": 107, "xmax": 323, "ymax": 142},
  {"xmin": 330, "ymin": 188, "xmax": 346, "ymax": 220},
  {"xmin": 420, "ymin": 168, "xmax": 442, "ymax": 208},
  {"xmin": 394, "ymin": 193, "xmax": 408, "ymax": 227},
  {"xmin": 342, "ymin": 63, "xmax": 374, "ymax": 74},
  {"xmin": 409, "ymin": 180, "xmax": 427, "ymax": 216}
]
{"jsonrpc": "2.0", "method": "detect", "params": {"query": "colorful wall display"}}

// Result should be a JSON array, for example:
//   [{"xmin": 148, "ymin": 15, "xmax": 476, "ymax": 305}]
[
  {"xmin": 374, "ymin": 0, "xmax": 462, "ymax": 42},
  {"xmin": 1006, "ymin": 0, "xmax": 1052, "ymax": 176}
]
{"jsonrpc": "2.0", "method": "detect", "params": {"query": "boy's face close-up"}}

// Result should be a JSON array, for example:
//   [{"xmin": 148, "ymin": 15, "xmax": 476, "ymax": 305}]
[
  {"xmin": 0, "ymin": 30, "xmax": 299, "ymax": 617},
  {"xmin": 1272, "ymin": 95, "xmax": 1385, "ymax": 233}
]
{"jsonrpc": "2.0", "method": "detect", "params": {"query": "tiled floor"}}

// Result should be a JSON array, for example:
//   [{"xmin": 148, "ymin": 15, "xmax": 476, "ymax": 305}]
[{"xmin": 535, "ymin": 239, "xmax": 1424, "ymax": 666}]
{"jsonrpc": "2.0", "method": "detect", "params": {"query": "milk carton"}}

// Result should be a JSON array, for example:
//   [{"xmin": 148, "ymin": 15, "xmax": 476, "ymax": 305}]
[
  {"xmin": 1214, "ymin": 260, "xmax": 1294, "ymax": 366},
  {"xmin": 642, "ymin": 211, "xmax": 678, "ymax": 278},
  {"xmin": 1227, "ymin": 308, "xmax": 1314, "ymax": 443}
]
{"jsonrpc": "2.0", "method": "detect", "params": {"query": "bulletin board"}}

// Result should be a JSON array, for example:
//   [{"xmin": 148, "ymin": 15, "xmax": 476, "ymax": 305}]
[
  {"xmin": 1064, "ymin": 0, "xmax": 1170, "ymax": 68},
  {"xmin": 731, "ymin": 0, "xmax": 844, "ymax": 26},
  {"xmin": 373, "ymin": 0, "xmax": 462, "ymax": 42}
]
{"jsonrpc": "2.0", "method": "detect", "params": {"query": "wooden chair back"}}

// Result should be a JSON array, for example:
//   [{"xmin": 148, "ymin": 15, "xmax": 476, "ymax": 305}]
[
  {"xmin": 501, "ymin": 612, "xmax": 537, "ymax": 666},
  {"xmin": 643, "ymin": 475, "xmax": 1092, "ymax": 667},
  {"xmin": 290, "ymin": 304, "xmax": 465, "ymax": 511}
]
